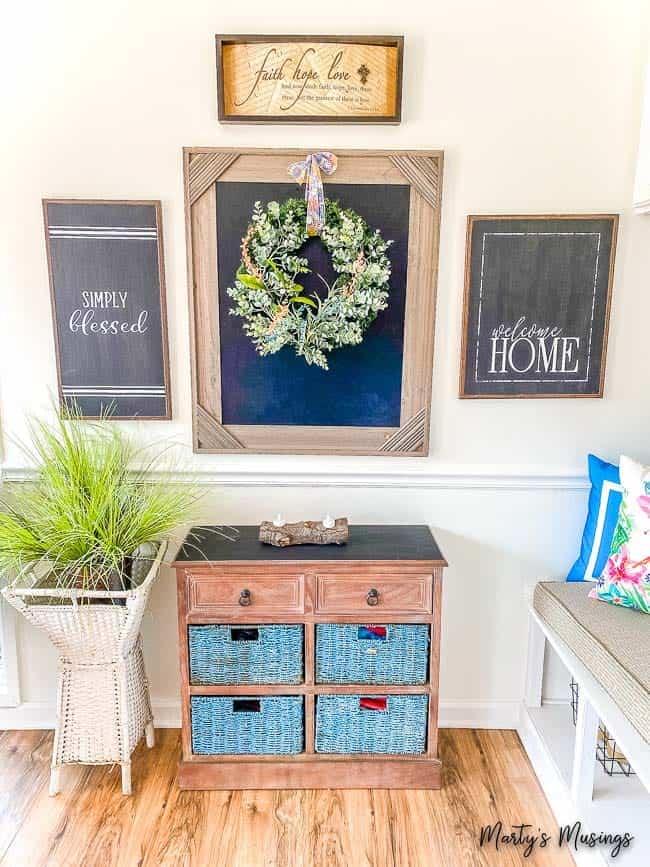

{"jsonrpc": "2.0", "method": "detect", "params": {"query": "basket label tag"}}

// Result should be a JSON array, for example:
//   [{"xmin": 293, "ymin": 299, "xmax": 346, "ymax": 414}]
[
  {"xmin": 231, "ymin": 628, "xmax": 259, "ymax": 642},
  {"xmin": 359, "ymin": 696, "xmax": 388, "ymax": 712},
  {"xmin": 233, "ymin": 699, "xmax": 261, "ymax": 713},
  {"xmin": 358, "ymin": 626, "xmax": 387, "ymax": 640}
]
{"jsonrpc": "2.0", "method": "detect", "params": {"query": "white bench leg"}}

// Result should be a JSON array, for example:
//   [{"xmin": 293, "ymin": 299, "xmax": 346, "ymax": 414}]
[
  {"xmin": 121, "ymin": 762, "xmax": 132, "ymax": 796},
  {"xmin": 524, "ymin": 612, "xmax": 546, "ymax": 708},
  {"xmin": 145, "ymin": 720, "xmax": 155, "ymax": 748},
  {"xmin": 49, "ymin": 765, "xmax": 61, "ymax": 796},
  {"xmin": 571, "ymin": 690, "xmax": 599, "ymax": 807}
]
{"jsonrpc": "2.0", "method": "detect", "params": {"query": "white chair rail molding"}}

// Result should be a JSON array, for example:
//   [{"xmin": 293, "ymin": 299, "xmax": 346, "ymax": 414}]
[{"xmin": 1, "ymin": 1, "xmax": 649, "ymax": 865}]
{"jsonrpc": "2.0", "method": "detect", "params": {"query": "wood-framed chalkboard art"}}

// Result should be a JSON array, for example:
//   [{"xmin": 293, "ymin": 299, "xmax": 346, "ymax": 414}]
[
  {"xmin": 459, "ymin": 215, "xmax": 618, "ymax": 399},
  {"xmin": 43, "ymin": 199, "xmax": 171, "ymax": 419},
  {"xmin": 184, "ymin": 148, "xmax": 444, "ymax": 455}
]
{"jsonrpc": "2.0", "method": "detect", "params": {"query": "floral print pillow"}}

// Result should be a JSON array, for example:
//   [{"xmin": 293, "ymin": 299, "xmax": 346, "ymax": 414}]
[
  {"xmin": 590, "ymin": 455, "xmax": 650, "ymax": 613},
  {"xmin": 589, "ymin": 455, "xmax": 650, "ymax": 614}
]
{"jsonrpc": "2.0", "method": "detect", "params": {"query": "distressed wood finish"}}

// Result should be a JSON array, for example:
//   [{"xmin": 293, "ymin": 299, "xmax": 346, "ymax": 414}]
[
  {"xmin": 187, "ymin": 572, "xmax": 305, "ymax": 616},
  {"xmin": 187, "ymin": 684, "xmax": 431, "ymax": 697},
  {"xmin": 389, "ymin": 155, "xmax": 440, "ymax": 209},
  {"xmin": 196, "ymin": 406, "xmax": 242, "ymax": 450},
  {"xmin": 0, "ymin": 729, "xmax": 573, "ymax": 867},
  {"xmin": 399, "ymin": 185, "xmax": 441, "ymax": 430},
  {"xmin": 184, "ymin": 148, "xmax": 444, "ymax": 455},
  {"xmin": 378, "ymin": 408, "xmax": 427, "ymax": 452},
  {"xmin": 190, "ymin": 185, "xmax": 221, "ymax": 422},
  {"xmin": 173, "ymin": 525, "xmax": 446, "ymax": 790},
  {"xmin": 315, "ymin": 573, "xmax": 432, "ymax": 614},
  {"xmin": 178, "ymin": 759, "xmax": 441, "ymax": 790},
  {"xmin": 188, "ymin": 152, "xmax": 239, "ymax": 204},
  {"xmin": 218, "ymin": 152, "xmax": 407, "ymax": 184},
  {"xmin": 222, "ymin": 424, "xmax": 398, "ymax": 453}
]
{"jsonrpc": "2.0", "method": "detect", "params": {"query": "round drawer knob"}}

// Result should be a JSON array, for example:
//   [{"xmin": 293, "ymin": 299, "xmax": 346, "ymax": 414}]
[
  {"xmin": 366, "ymin": 588, "xmax": 380, "ymax": 606},
  {"xmin": 238, "ymin": 589, "xmax": 252, "ymax": 607}
]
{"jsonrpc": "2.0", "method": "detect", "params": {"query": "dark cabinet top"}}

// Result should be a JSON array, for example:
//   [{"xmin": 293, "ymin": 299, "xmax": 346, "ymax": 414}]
[{"xmin": 173, "ymin": 525, "xmax": 446, "ymax": 566}]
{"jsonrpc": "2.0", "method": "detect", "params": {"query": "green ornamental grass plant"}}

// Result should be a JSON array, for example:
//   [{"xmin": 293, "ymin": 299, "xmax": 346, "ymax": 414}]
[{"xmin": 0, "ymin": 410, "xmax": 200, "ymax": 591}]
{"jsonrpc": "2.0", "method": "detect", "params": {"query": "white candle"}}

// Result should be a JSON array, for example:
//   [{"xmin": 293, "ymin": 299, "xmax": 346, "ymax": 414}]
[
  {"xmin": 273, "ymin": 513, "xmax": 284, "ymax": 527},
  {"xmin": 323, "ymin": 513, "xmax": 335, "ymax": 529}
]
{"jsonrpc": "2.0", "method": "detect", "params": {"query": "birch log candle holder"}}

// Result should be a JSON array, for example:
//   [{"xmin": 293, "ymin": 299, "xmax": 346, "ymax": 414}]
[{"xmin": 258, "ymin": 518, "xmax": 349, "ymax": 547}]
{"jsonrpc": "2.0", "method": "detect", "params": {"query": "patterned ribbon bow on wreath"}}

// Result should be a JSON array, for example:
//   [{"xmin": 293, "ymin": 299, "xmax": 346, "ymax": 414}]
[{"xmin": 288, "ymin": 152, "xmax": 338, "ymax": 236}]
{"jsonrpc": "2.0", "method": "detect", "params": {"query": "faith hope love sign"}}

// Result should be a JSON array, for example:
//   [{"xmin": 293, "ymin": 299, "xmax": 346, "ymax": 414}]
[
  {"xmin": 460, "ymin": 215, "xmax": 618, "ymax": 398},
  {"xmin": 216, "ymin": 36, "xmax": 403, "ymax": 123}
]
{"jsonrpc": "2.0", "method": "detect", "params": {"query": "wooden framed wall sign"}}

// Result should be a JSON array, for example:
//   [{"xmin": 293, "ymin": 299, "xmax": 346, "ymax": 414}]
[
  {"xmin": 43, "ymin": 199, "xmax": 171, "ymax": 419},
  {"xmin": 216, "ymin": 36, "xmax": 403, "ymax": 123},
  {"xmin": 459, "ymin": 215, "xmax": 618, "ymax": 399},
  {"xmin": 184, "ymin": 147, "xmax": 444, "ymax": 455}
]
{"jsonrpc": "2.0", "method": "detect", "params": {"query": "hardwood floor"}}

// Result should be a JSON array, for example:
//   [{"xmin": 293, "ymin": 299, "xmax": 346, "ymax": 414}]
[{"xmin": 0, "ymin": 728, "xmax": 573, "ymax": 866}]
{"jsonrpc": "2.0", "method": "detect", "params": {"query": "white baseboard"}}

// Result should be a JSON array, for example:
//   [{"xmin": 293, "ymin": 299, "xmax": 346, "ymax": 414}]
[
  {"xmin": 0, "ymin": 701, "xmax": 55, "ymax": 729},
  {"xmin": 439, "ymin": 700, "xmax": 520, "ymax": 729},
  {"xmin": 0, "ymin": 698, "xmax": 520, "ymax": 732},
  {"xmin": 0, "ymin": 697, "xmax": 181, "ymax": 730},
  {"xmin": 150, "ymin": 698, "xmax": 181, "ymax": 728}
]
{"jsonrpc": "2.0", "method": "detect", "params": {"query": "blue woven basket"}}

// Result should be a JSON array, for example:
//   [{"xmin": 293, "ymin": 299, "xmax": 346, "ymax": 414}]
[
  {"xmin": 315, "ymin": 624, "xmax": 429, "ymax": 684},
  {"xmin": 315, "ymin": 694, "xmax": 428, "ymax": 754},
  {"xmin": 188, "ymin": 625, "xmax": 303, "ymax": 684},
  {"xmin": 191, "ymin": 695, "xmax": 304, "ymax": 755}
]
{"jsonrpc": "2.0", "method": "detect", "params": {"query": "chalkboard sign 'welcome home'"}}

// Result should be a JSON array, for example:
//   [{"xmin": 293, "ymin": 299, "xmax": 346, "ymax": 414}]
[
  {"xmin": 459, "ymin": 215, "xmax": 618, "ymax": 398},
  {"xmin": 43, "ymin": 200, "xmax": 171, "ymax": 419}
]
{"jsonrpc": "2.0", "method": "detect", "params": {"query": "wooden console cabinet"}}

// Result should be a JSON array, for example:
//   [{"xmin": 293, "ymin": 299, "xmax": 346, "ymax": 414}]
[{"xmin": 173, "ymin": 525, "xmax": 446, "ymax": 789}]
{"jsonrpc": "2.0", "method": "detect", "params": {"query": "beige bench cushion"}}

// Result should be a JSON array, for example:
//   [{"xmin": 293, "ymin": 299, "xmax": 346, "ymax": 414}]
[{"xmin": 533, "ymin": 581, "xmax": 650, "ymax": 745}]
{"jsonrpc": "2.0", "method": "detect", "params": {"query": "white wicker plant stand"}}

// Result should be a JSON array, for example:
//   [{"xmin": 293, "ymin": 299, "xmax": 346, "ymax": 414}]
[{"xmin": 1, "ymin": 541, "xmax": 166, "ymax": 796}]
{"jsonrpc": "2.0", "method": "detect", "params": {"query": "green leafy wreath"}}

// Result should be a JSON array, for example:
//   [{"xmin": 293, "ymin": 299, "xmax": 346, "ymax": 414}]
[{"xmin": 227, "ymin": 197, "xmax": 393, "ymax": 370}]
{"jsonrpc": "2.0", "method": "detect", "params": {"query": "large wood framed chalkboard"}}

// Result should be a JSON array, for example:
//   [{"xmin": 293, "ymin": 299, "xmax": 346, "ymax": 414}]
[
  {"xmin": 43, "ymin": 199, "xmax": 171, "ymax": 419},
  {"xmin": 184, "ymin": 148, "xmax": 444, "ymax": 455},
  {"xmin": 459, "ymin": 215, "xmax": 618, "ymax": 399}
]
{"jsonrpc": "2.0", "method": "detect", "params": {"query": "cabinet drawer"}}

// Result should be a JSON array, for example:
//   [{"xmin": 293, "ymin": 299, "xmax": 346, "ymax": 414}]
[
  {"xmin": 316, "ymin": 624, "xmax": 429, "ymax": 684},
  {"xmin": 187, "ymin": 573, "xmax": 304, "ymax": 615},
  {"xmin": 188, "ymin": 625, "xmax": 304, "ymax": 685},
  {"xmin": 191, "ymin": 696, "xmax": 304, "ymax": 755},
  {"xmin": 315, "ymin": 694, "xmax": 428, "ymax": 754},
  {"xmin": 316, "ymin": 575, "xmax": 432, "ymax": 615}
]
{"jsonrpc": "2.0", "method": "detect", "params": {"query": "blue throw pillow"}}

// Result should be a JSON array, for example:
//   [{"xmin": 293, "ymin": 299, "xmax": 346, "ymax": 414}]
[{"xmin": 566, "ymin": 454, "xmax": 622, "ymax": 581}]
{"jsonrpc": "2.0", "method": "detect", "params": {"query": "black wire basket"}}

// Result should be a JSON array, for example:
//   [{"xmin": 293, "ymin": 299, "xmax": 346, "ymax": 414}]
[{"xmin": 569, "ymin": 680, "xmax": 635, "ymax": 777}]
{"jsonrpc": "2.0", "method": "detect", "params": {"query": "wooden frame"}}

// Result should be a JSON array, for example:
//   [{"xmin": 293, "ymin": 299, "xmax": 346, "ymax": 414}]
[
  {"xmin": 216, "ymin": 35, "xmax": 404, "ymax": 124},
  {"xmin": 184, "ymin": 147, "xmax": 444, "ymax": 455},
  {"xmin": 43, "ymin": 198, "xmax": 171, "ymax": 420},
  {"xmin": 459, "ymin": 214, "xmax": 618, "ymax": 400},
  {"xmin": 173, "ymin": 558, "xmax": 446, "ymax": 789}
]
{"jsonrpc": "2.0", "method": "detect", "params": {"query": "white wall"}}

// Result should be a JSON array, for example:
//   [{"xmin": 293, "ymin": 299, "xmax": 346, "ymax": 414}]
[{"xmin": 1, "ymin": 0, "xmax": 649, "ymax": 726}]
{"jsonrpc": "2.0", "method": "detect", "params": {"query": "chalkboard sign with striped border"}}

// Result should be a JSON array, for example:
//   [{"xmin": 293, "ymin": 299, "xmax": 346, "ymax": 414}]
[
  {"xmin": 43, "ymin": 199, "xmax": 171, "ymax": 419},
  {"xmin": 459, "ymin": 214, "xmax": 618, "ymax": 399}
]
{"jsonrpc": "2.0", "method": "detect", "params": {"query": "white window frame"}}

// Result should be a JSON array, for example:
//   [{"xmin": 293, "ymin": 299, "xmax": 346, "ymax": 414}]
[{"xmin": 0, "ymin": 598, "xmax": 20, "ymax": 706}]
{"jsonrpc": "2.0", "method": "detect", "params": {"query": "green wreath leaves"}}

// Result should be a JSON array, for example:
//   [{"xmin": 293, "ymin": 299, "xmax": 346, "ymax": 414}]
[{"xmin": 227, "ymin": 197, "xmax": 393, "ymax": 370}]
